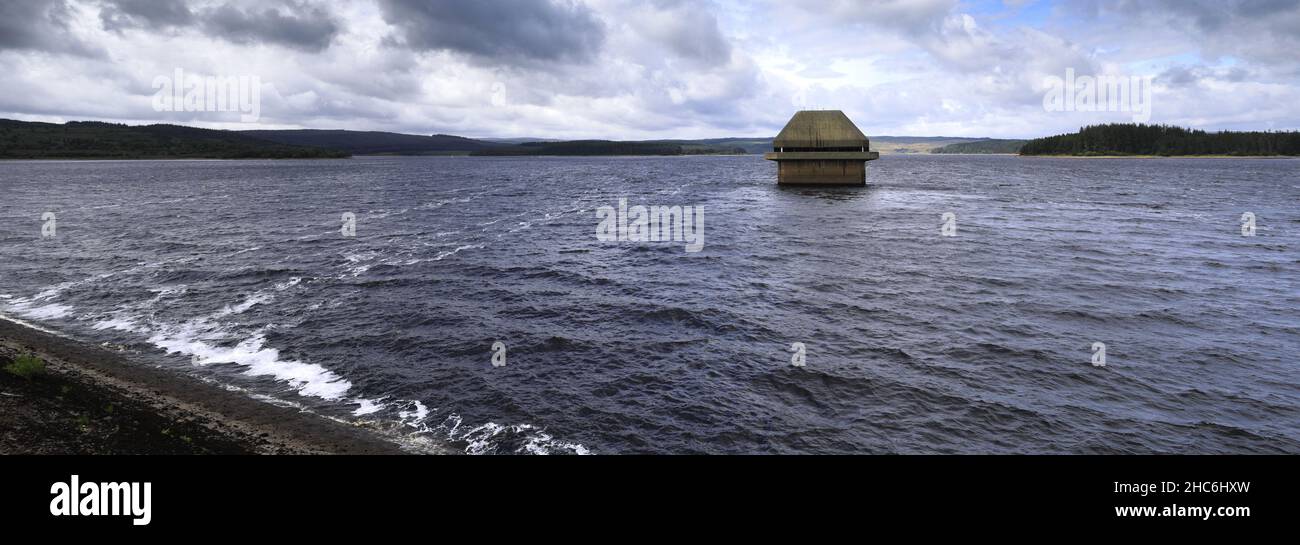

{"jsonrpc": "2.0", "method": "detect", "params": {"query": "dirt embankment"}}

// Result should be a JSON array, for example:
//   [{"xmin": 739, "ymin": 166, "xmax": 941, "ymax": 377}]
[{"xmin": 0, "ymin": 318, "xmax": 406, "ymax": 455}]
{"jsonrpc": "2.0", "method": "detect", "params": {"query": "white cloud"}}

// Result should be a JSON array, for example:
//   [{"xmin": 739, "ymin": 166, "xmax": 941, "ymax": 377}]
[{"xmin": 0, "ymin": 0, "xmax": 1297, "ymax": 138}]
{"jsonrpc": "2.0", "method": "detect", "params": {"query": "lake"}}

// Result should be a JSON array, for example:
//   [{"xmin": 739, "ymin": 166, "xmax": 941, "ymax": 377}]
[{"xmin": 1, "ymin": 154, "xmax": 1297, "ymax": 453}]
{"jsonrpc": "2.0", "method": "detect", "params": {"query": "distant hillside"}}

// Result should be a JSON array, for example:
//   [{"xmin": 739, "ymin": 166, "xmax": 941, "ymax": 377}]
[
  {"xmin": 682, "ymin": 138, "xmax": 774, "ymax": 154},
  {"xmin": 240, "ymin": 132, "xmax": 1015, "ymax": 156},
  {"xmin": 471, "ymin": 140, "xmax": 746, "ymax": 156},
  {"xmin": 242, "ymin": 129, "xmax": 500, "ymax": 155},
  {"xmin": 685, "ymin": 136, "xmax": 1009, "ymax": 155},
  {"xmin": 0, "ymin": 119, "xmax": 1028, "ymax": 159},
  {"xmin": 574, "ymin": 136, "xmax": 1012, "ymax": 155},
  {"xmin": 865, "ymin": 136, "xmax": 976, "ymax": 154},
  {"xmin": 0, "ymin": 119, "xmax": 349, "ymax": 159},
  {"xmin": 478, "ymin": 137, "xmax": 769, "ymax": 154},
  {"xmin": 478, "ymin": 137, "xmax": 565, "ymax": 144},
  {"xmin": 931, "ymin": 139, "xmax": 1027, "ymax": 154},
  {"xmin": 1020, "ymin": 124, "xmax": 1300, "ymax": 156}
]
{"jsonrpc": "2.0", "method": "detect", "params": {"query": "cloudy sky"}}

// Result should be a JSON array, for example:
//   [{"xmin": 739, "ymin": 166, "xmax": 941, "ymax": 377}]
[{"xmin": 2, "ymin": 0, "xmax": 1299, "ymax": 139}]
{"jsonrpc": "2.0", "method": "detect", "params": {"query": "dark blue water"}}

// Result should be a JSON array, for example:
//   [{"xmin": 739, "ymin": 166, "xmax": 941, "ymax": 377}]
[{"xmin": 2, "ymin": 155, "xmax": 1298, "ymax": 453}]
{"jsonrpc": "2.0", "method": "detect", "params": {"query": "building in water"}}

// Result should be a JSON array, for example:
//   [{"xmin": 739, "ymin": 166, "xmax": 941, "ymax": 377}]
[{"xmin": 764, "ymin": 110, "xmax": 879, "ymax": 185}]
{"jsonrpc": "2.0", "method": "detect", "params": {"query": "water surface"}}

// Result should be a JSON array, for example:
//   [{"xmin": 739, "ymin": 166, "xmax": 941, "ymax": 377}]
[{"xmin": 1, "ymin": 155, "xmax": 1297, "ymax": 453}]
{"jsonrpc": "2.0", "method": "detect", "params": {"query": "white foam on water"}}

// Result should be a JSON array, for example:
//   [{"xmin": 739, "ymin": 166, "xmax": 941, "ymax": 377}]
[
  {"xmin": 396, "ymin": 244, "xmax": 483, "ymax": 266},
  {"xmin": 340, "ymin": 250, "xmax": 381, "ymax": 278},
  {"xmin": 419, "ymin": 194, "xmax": 479, "ymax": 210},
  {"xmin": 524, "ymin": 432, "xmax": 591, "ymax": 456},
  {"xmin": 20, "ymin": 274, "xmax": 110, "ymax": 303},
  {"xmin": 152, "ymin": 329, "xmax": 352, "ymax": 401},
  {"xmin": 8, "ymin": 268, "xmax": 588, "ymax": 456},
  {"xmin": 452, "ymin": 421, "xmax": 591, "ymax": 455},
  {"xmin": 214, "ymin": 292, "xmax": 273, "ymax": 317},
  {"xmin": 400, "ymin": 412, "xmax": 591, "ymax": 455},
  {"xmin": 7, "ymin": 261, "xmax": 193, "ymax": 323},
  {"xmin": 352, "ymin": 398, "xmax": 385, "ymax": 416},
  {"xmin": 3, "ymin": 275, "xmax": 110, "ymax": 323},
  {"xmin": 276, "ymin": 277, "xmax": 302, "ymax": 290},
  {"xmin": 433, "ymin": 245, "xmax": 481, "ymax": 261},
  {"xmin": 149, "ymin": 285, "xmax": 188, "ymax": 298},
  {"xmin": 214, "ymin": 276, "xmax": 302, "ymax": 317},
  {"xmin": 399, "ymin": 400, "xmax": 430, "ymax": 423},
  {"xmin": 461, "ymin": 422, "xmax": 503, "ymax": 454},
  {"xmin": 365, "ymin": 208, "xmax": 409, "ymax": 220},
  {"xmin": 85, "ymin": 277, "xmax": 350, "ymax": 403},
  {"xmin": 10, "ymin": 302, "xmax": 74, "ymax": 320},
  {"xmin": 91, "ymin": 316, "xmax": 145, "ymax": 333}
]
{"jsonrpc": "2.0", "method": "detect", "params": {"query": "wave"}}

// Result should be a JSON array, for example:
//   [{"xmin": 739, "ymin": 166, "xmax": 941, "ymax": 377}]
[
  {"xmin": 9, "ymin": 271, "xmax": 590, "ymax": 455},
  {"xmin": 430, "ymin": 414, "xmax": 590, "ymax": 455},
  {"xmin": 8, "ymin": 301, "xmax": 74, "ymax": 320},
  {"xmin": 155, "ymin": 329, "xmax": 352, "ymax": 400},
  {"xmin": 348, "ymin": 398, "xmax": 592, "ymax": 455}
]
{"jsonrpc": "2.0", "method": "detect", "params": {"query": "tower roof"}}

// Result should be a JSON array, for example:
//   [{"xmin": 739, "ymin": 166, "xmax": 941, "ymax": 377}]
[{"xmin": 773, "ymin": 110, "xmax": 869, "ymax": 149}]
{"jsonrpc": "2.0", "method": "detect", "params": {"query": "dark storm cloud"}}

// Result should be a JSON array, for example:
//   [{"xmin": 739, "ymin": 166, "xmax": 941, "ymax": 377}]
[
  {"xmin": 1159, "ymin": 64, "xmax": 1254, "ymax": 88},
  {"xmin": 1140, "ymin": 0, "xmax": 1298, "ymax": 31},
  {"xmin": 794, "ymin": 0, "xmax": 957, "ymax": 36},
  {"xmin": 1076, "ymin": 0, "xmax": 1300, "ymax": 70},
  {"xmin": 199, "ymin": 1, "xmax": 340, "ymax": 51},
  {"xmin": 94, "ymin": 0, "xmax": 340, "ymax": 51},
  {"xmin": 377, "ymin": 0, "xmax": 605, "ymax": 64},
  {"xmin": 0, "ymin": 0, "xmax": 98, "ymax": 55},
  {"xmin": 1075, "ymin": 0, "xmax": 1300, "ymax": 42},
  {"xmin": 98, "ymin": 0, "xmax": 194, "ymax": 31}
]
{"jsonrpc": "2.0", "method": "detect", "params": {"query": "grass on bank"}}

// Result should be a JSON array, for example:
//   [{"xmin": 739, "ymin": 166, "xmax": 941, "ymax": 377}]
[{"xmin": 4, "ymin": 354, "xmax": 46, "ymax": 379}]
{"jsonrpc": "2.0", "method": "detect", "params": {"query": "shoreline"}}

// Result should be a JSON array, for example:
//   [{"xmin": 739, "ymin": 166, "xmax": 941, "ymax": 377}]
[
  {"xmin": 0, "ymin": 157, "xmax": 355, "ymax": 162},
  {"xmin": 0, "ymin": 317, "xmax": 409, "ymax": 455},
  {"xmin": 1018, "ymin": 154, "xmax": 1299, "ymax": 159}
]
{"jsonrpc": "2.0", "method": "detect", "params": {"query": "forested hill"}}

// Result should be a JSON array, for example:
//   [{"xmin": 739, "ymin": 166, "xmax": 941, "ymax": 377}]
[
  {"xmin": 931, "ymin": 139, "xmax": 1027, "ymax": 154},
  {"xmin": 1020, "ymin": 124, "xmax": 1300, "ymax": 156},
  {"xmin": 470, "ymin": 140, "xmax": 747, "ymax": 156},
  {"xmin": 242, "ymin": 129, "xmax": 499, "ymax": 155},
  {"xmin": 0, "ymin": 120, "xmax": 349, "ymax": 159}
]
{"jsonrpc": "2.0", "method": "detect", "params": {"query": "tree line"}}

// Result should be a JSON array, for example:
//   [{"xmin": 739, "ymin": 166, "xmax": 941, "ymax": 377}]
[
  {"xmin": 0, "ymin": 119, "xmax": 350, "ymax": 159},
  {"xmin": 471, "ymin": 140, "xmax": 745, "ymax": 156},
  {"xmin": 1019, "ymin": 123, "xmax": 1300, "ymax": 156}
]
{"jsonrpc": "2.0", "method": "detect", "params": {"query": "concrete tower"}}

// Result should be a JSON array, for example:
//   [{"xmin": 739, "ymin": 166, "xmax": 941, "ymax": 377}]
[{"xmin": 764, "ymin": 110, "xmax": 879, "ymax": 185}]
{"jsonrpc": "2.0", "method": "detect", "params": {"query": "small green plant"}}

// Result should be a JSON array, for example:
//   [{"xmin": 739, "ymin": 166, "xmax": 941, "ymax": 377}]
[{"xmin": 4, "ymin": 354, "xmax": 46, "ymax": 379}]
